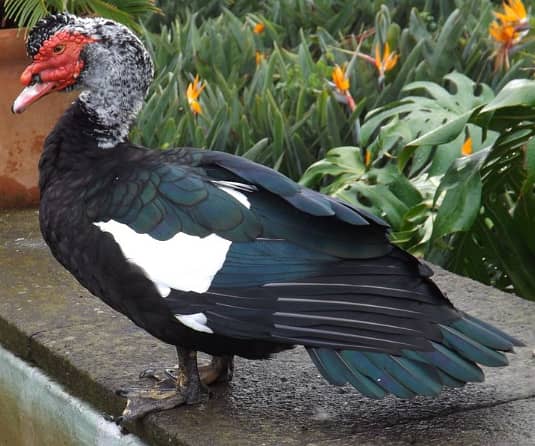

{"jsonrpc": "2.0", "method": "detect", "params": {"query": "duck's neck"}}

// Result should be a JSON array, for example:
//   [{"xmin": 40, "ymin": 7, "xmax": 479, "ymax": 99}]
[
  {"xmin": 78, "ymin": 89, "xmax": 144, "ymax": 149},
  {"xmin": 77, "ymin": 40, "xmax": 153, "ymax": 149}
]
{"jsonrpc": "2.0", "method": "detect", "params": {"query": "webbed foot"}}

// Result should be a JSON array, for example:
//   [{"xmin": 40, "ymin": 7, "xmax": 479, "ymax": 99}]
[{"xmin": 114, "ymin": 347, "xmax": 209, "ymax": 424}]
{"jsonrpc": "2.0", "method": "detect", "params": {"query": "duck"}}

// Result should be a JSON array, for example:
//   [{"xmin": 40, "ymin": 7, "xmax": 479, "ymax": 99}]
[{"xmin": 12, "ymin": 14, "xmax": 524, "ymax": 423}]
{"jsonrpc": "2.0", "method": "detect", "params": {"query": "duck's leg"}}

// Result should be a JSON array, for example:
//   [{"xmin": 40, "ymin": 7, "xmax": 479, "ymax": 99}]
[
  {"xmin": 174, "ymin": 347, "xmax": 206, "ymax": 404},
  {"xmin": 116, "ymin": 346, "xmax": 205, "ymax": 424},
  {"xmin": 140, "ymin": 354, "xmax": 234, "ymax": 385},
  {"xmin": 199, "ymin": 354, "xmax": 234, "ymax": 384}
]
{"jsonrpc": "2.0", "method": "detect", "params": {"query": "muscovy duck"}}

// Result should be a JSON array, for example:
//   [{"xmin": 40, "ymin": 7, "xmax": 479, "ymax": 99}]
[{"xmin": 13, "ymin": 14, "xmax": 524, "ymax": 423}]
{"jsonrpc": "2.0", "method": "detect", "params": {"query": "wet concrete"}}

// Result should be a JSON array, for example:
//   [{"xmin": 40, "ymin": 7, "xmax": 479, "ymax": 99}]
[{"xmin": 0, "ymin": 209, "xmax": 534, "ymax": 446}]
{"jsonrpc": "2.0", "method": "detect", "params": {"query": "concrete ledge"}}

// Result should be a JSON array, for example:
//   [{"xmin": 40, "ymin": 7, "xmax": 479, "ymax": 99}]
[{"xmin": 1, "ymin": 209, "xmax": 534, "ymax": 446}]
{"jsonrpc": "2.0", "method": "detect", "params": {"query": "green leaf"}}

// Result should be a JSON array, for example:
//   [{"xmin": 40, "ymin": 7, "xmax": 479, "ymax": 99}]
[
  {"xmin": 364, "ymin": 73, "xmax": 495, "ymax": 176},
  {"xmin": 482, "ymin": 201, "xmax": 535, "ymax": 300},
  {"xmin": 4, "ymin": 0, "xmax": 49, "ymax": 30},
  {"xmin": 242, "ymin": 138, "xmax": 270, "ymax": 161},
  {"xmin": 407, "ymin": 110, "xmax": 473, "ymax": 147},
  {"xmin": 526, "ymin": 137, "xmax": 535, "ymax": 182},
  {"xmin": 5, "ymin": 0, "xmax": 158, "ymax": 30},
  {"xmin": 481, "ymin": 79, "xmax": 535, "ymax": 114},
  {"xmin": 299, "ymin": 146, "xmax": 365, "ymax": 189},
  {"xmin": 337, "ymin": 182, "xmax": 407, "ymax": 228},
  {"xmin": 431, "ymin": 150, "xmax": 487, "ymax": 241}
]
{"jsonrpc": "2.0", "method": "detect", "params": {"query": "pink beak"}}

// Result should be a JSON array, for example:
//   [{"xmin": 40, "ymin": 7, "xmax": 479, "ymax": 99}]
[{"xmin": 12, "ymin": 81, "xmax": 56, "ymax": 114}]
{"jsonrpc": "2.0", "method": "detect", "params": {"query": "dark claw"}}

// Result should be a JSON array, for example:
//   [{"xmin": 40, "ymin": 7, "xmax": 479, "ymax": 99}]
[
  {"xmin": 103, "ymin": 413, "xmax": 117, "ymax": 422},
  {"xmin": 114, "ymin": 416, "xmax": 124, "ymax": 426},
  {"xmin": 115, "ymin": 388, "xmax": 129, "ymax": 397},
  {"xmin": 103, "ymin": 413, "xmax": 125, "ymax": 427},
  {"xmin": 139, "ymin": 368, "xmax": 156, "ymax": 379},
  {"xmin": 164, "ymin": 368, "xmax": 177, "ymax": 380}
]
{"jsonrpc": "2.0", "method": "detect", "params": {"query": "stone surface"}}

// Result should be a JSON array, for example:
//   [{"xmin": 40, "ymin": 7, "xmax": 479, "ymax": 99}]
[{"xmin": 1, "ymin": 209, "xmax": 534, "ymax": 446}]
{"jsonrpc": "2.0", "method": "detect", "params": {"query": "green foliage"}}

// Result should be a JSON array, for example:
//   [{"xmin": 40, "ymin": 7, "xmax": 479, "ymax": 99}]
[
  {"xmin": 429, "ymin": 81, "xmax": 535, "ymax": 299},
  {"xmin": 134, "ymin": 15, "xmax": 358, "ymax": 179},
  {"xmin": 135, "ymin": 1, "xmax": 535, "ymax": 175},
  {"xmin": 3, "ymin": 0, "xmax": 158, "ymax": 31},
  {"xmin": 295, "ymin": 73, "xmax": 501, "ymax": 251},
  {"xmin": 361, "ymin": 73, "xmax": 498, "ymax": 175},
  {"xmin": 302, "ymin": 77, "xmax": 535, "ymax": 300},
  {"xmin": 148, "ymin": 0, "xmax": 405, "ymax": 37}
]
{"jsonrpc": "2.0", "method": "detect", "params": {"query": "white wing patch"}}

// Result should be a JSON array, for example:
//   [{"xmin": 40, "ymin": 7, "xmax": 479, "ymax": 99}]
[
  {"xmin": 94, "ymin": 220, "xmax": 232, "ymax": 296},
  {"xmin": 156, "ymin": 283, "xmax": 171, "ymax": 298},
  {"xmin": 215, "ymin": 184, "xmax": 253, "ymax": 209},
  {"xmin": 175, "ymin": 313, "xmax": 213, "ymax": 334},
  {"xmin": 212, "ymin": 180, "xmax": 257, "ymax": 193}
]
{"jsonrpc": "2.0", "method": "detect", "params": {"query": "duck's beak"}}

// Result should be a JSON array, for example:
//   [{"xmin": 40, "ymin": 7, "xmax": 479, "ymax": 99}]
[
  {"xmin": 12, "ymin": 59, "xmax": 59, "ymax": 114},
  {"xmin": 12, "ymin": 79, "xmax": 56, "ymax": 114}
]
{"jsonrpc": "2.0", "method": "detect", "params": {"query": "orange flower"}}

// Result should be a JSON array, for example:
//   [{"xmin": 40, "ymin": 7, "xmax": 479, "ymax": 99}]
[
  {"xmin": 461, "ymin": 136, "xmax": 473, "ymax": 156},
  {"xmin": 330, "ymin": 65, "xmax": 356, "ymax": 111},
  {"xmin": 253, "ymin": 22, "xmax": 265, "ymax": 34},
  {"xmin": 365, "ymin": 149, "xmax": 372, "ymax": 166},
  {"xmin": 489, "ymin": 0, "xmax": 529, "ymax": 71},
  {"xmin": 255, "ymin": 50, "xmax": 265, "ymax": 65},
  {"xmin": 494, "ymin": 0, "xmax": 528, "ymax": 27},
  {"xmin": 332, "ymin": 65, "xmax": 350, "ymax": 94},
  {"xmin": 186, "ymin": 74, "xmax": 205, "ymax": 115},
  {"xmin": 489, "ymin": 21, "xmax": 519, "ymax": 45},
  {"xmin": 374, "ymin": 42, "xmax": 399, "ymax": 79}
]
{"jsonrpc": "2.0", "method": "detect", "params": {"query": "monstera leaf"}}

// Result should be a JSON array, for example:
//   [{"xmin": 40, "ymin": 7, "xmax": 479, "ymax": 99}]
[
  {"xmin": 419, "ymin": 79, "xmax": 535, "ymax": 300},
  {"xmin": 302, "ymin": 76, "xmax": 535, "ymax": 300},
  {"xmin": 361, "ymin": 72, "xmax": 497, "ymax": 178}
]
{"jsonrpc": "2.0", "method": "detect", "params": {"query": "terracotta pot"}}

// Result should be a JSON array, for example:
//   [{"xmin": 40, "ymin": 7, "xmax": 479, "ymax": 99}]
[{"xmin": 0, "ymin": 28, "xmax": 75, "ymax": 208}]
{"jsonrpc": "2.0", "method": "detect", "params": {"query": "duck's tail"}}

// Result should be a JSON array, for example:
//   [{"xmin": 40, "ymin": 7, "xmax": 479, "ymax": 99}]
[{"xmin": 307, "ymin": 313, "xmax": 524, "ymax": 398}]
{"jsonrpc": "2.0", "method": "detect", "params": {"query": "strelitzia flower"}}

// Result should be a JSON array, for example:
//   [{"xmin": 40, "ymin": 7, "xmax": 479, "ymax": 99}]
[
  {"xmin": 365, "ymin": 149, "xmax": 372, "ymax": 167},
  {"xmin": 489, "ymin": 21, "xmax": 520, "ymax": 45},
  {"xmin": 253, "ymin": 22, "xmax": 265, "ymax": 34},
  {"xmin": 255, "ymin": 50, "xmax": 265, "ymax": 65},
  {"xmin": 461, "ymin": 136, "xmax": 473, "ymax": 156},
  {"xmin": 374, "ymin": 42, "xmax": 399, "ymax": 86},
  {"xmin": 494, "ymin": 0, "xmax": 528, "ymax": 28},
  {"xmin": 330, "ymin": 65, "xmax": 355, "ymax": 111},
  {"xmin": 332, "ymin": 65, "xmax": 350, "ymax": 94},
  {"xmin": 186, "ymin": 75, "xmax": 205, "ymax": 115},
  {"xmin": 489, "ymin": 0, "xmax": 530, "ymax": 71}
]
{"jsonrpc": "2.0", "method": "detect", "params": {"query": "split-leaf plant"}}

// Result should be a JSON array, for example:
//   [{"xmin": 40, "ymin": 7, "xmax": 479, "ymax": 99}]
[{"xmin": 301, "ymin": 75, "xmax": 535, "ymax": 300}]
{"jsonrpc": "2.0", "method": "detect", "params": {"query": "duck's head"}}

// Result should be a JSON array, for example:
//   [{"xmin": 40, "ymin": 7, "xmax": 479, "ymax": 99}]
[{"xmin": 12, "ymin": 14, "xmax": 154, "ymax": 147}]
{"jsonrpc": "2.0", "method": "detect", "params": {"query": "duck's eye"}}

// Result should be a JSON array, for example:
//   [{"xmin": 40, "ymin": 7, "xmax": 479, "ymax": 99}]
[{"xmin": 53, "ymin": 44, "xmax": 66, "ymax": 54}]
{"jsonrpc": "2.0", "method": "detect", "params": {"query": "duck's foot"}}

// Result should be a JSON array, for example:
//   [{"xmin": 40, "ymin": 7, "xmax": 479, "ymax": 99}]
[
  {"xmin": 114, "ymin": 347, "xmax": 207, "ymax": 424},
  {"xmin": 140, "ymin": 354, "xmax": 234, "ymax": 386},
  {"xmin": 117, "ymin": 388, "xmax": 188, "ymax": 425}
]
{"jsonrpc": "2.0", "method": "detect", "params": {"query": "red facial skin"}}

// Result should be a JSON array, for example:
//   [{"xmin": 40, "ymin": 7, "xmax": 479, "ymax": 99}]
[
  {"xmin": 21, "ymin": 31, "xmax": 96, "ymax": 89},
  {"xmin": 12, "ymin": 31, "xmax": 96, "ymax": 113}
]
